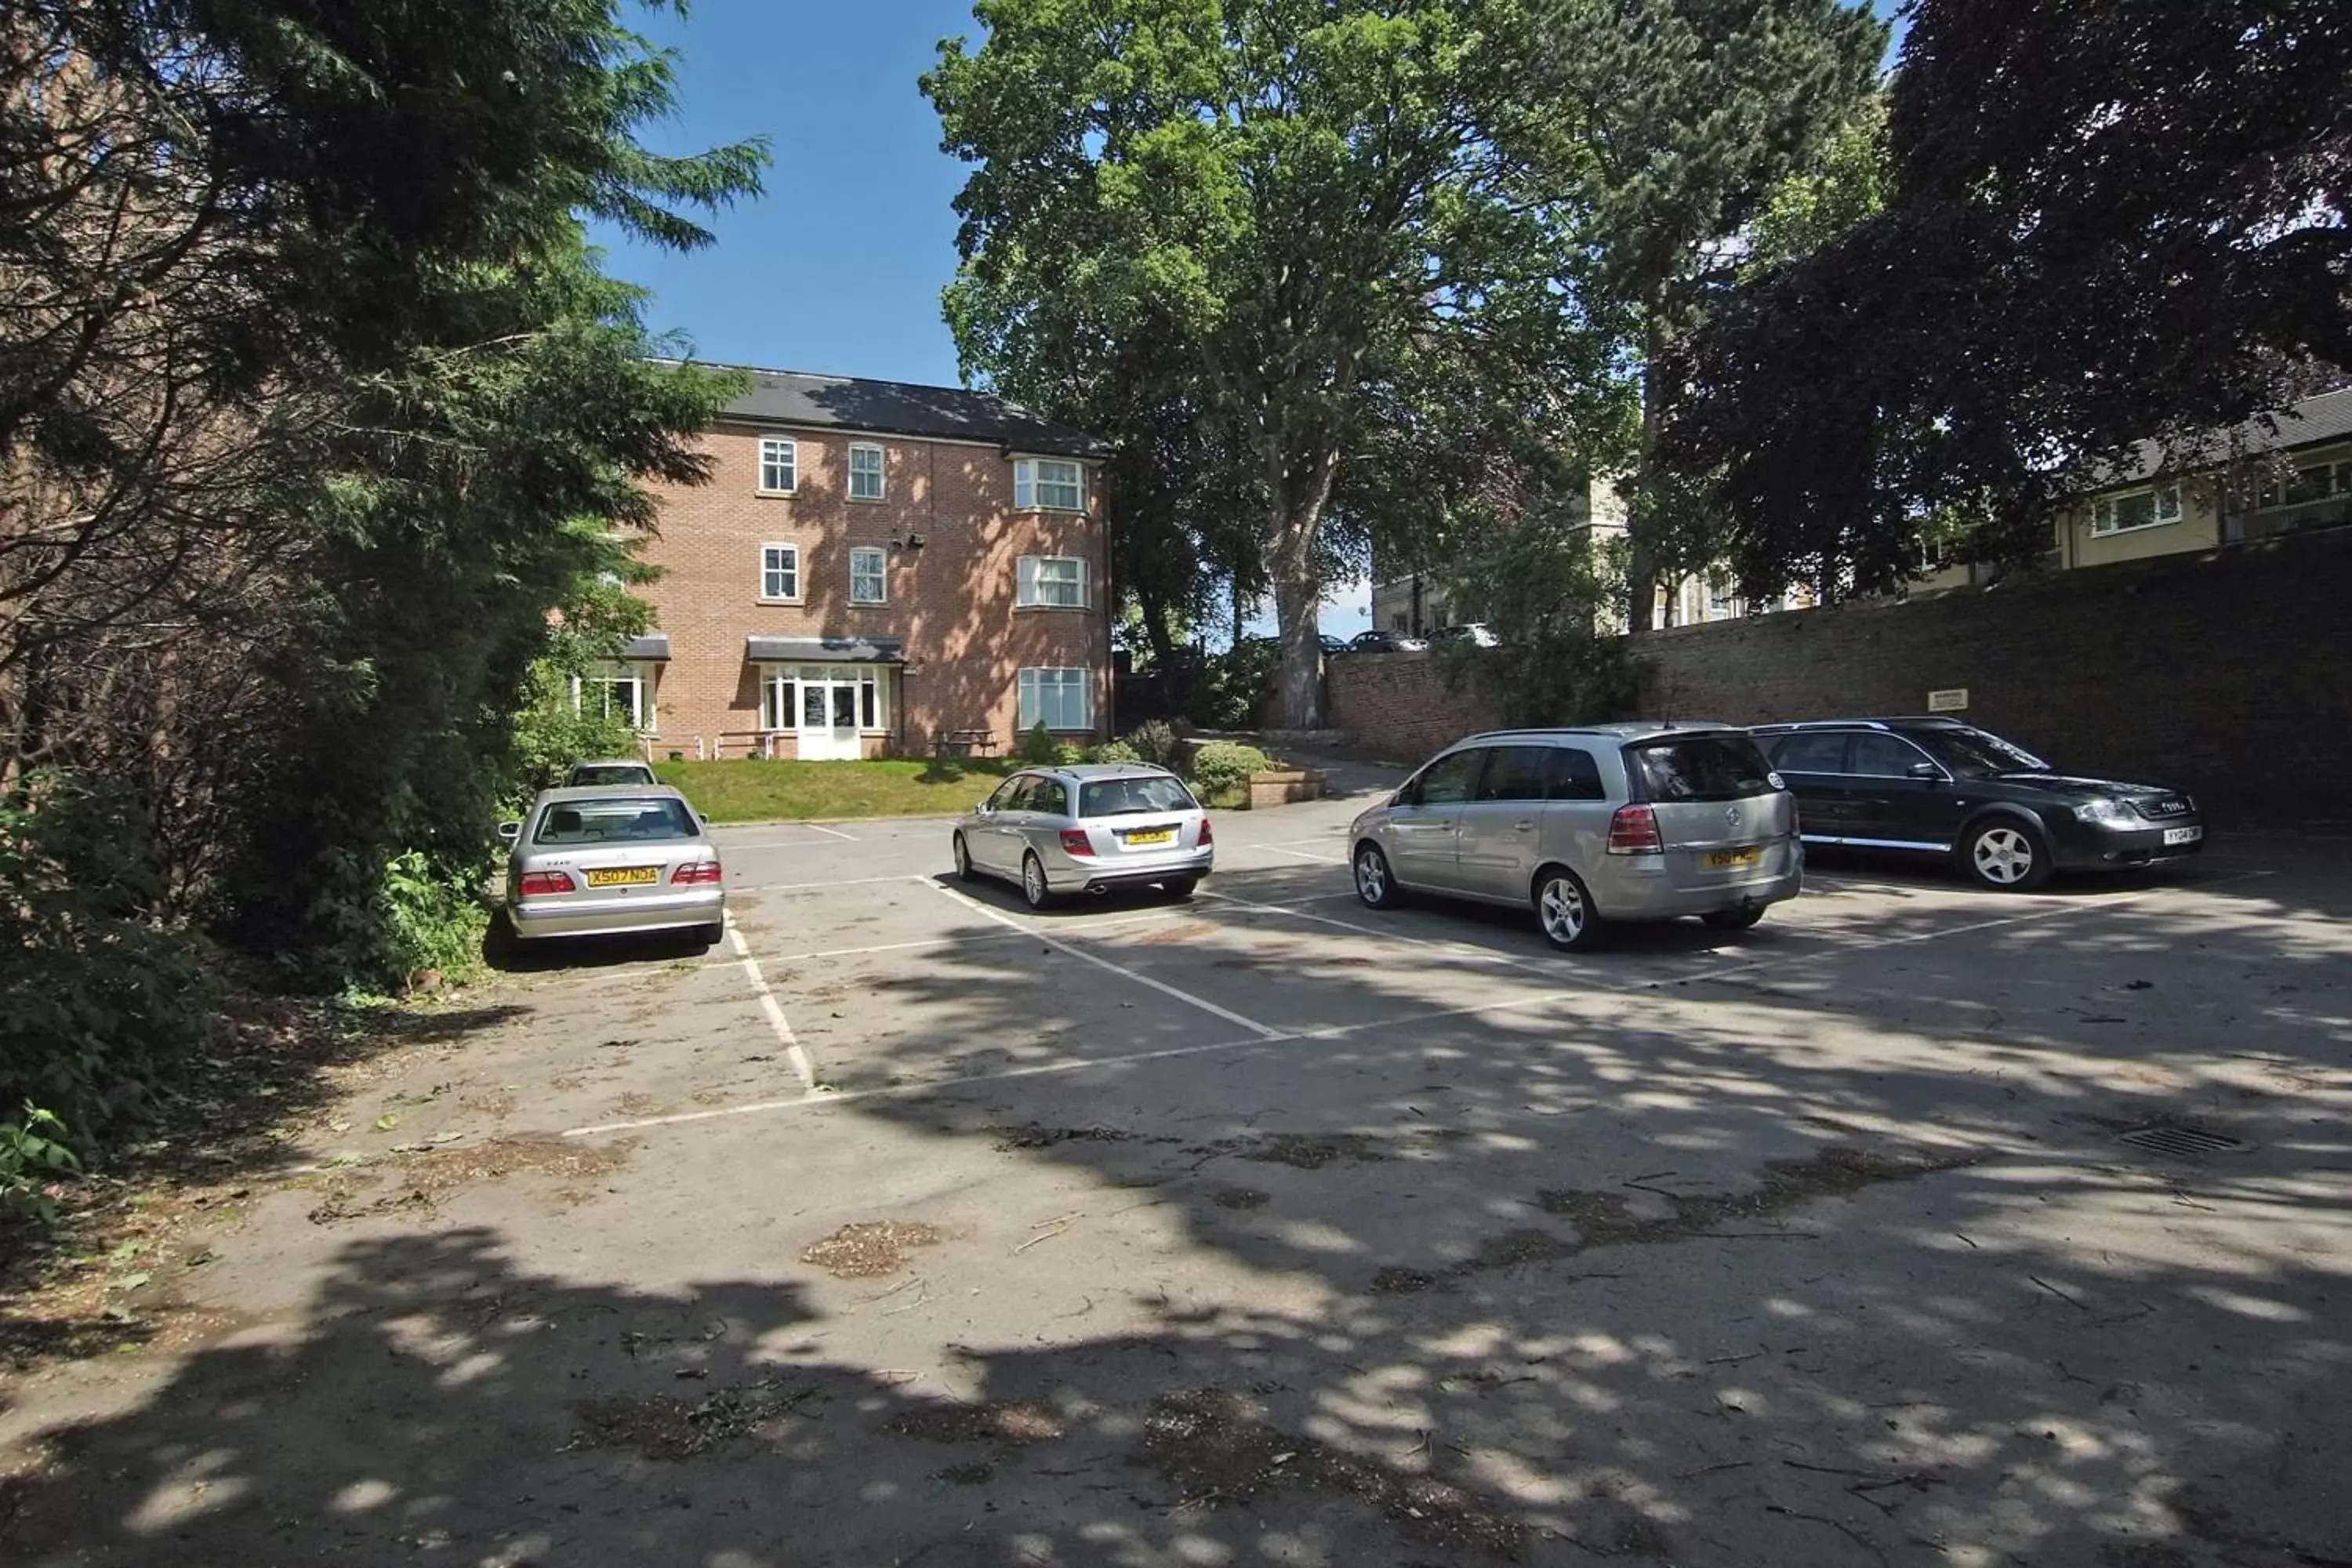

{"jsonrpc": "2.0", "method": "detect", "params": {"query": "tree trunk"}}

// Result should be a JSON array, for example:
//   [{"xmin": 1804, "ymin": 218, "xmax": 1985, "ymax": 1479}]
[
  {"xmin": 1134, "ymin": 578, "xmax": 1178, "ymax": 670},
  {"xmin": 1267, "ymin": 477, "xmax": 1334, "ymax": 729},
  {"xmin": 1624, "ymin": 310, "xmax": 1669, "ymax": 630}
]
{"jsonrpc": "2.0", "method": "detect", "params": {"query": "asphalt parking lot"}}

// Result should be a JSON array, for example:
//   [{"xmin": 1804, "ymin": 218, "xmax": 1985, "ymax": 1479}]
[{"xmin": 5, "ymin": 774, "xmax": 2350, "ymax": 1568}]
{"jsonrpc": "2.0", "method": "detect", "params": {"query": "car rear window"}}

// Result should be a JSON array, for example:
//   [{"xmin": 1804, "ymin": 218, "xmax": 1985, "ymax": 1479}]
[
  {"xmin": 572, "ymin": 764, "xmax": 654, "ymax": 786},
  {"xmin": 1626, "ymin": 735, "xmax": 1777, "ymax": 803},
  {"xmin": 535, "ymin": 797, "xmax": 699, "ymax": 844},
  {"xmin": 1080, "ymin": 775, "xmax": 1197, "ymax": 818}
]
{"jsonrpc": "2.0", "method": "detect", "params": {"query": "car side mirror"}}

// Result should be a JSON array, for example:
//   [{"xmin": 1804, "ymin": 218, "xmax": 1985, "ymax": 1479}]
[
  {"xmin": 975, "ymin": 800, "xmax": 994, "ymax": 815},
  {"xmin": 498, "ymin": 821, "xmax": 521, "ymax": 842},
  {"xmin": 1907, "ymin": 761, "xmax": 1942, "ymax": 781}
]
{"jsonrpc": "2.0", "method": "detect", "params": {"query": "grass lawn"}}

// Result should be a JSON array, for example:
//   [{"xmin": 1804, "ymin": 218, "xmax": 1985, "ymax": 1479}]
[{"xmin": 652, "ymin": 757, "xmax": 1022, "ymax": 823}]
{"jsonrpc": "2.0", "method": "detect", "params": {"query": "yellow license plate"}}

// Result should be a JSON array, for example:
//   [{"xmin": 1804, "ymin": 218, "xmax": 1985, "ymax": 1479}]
[
  {"xmin": 1125, "ymin": 829, "xmax": 1176, "ymax": 848},
  {"xmin": 1704, "ymin": 848, "xmax": 1761, "ymax": 871},
  {"xmin": 585, "ymin": 866, "xmax": 660, "ymax": 887}
]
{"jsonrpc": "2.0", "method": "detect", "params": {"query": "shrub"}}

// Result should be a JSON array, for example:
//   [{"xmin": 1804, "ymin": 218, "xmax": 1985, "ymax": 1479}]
[
  {"xmin": 0, "ymin": 771, "xmax": 217, "ymax": 1158},
  {"xmin": 1186, "ymin": 641, "xmax": 1279, "ymax": 729},
  {"xmin": 1, "ymin": 1105, "xmax": 81, "ymax": 1229},
  {"xmin": 1083, "ymin": 739, "xmax": 1143, "ymax": 764},
  {"xmin": 1125, "ymin": 719, "xmax": 1182, "ymax": 768},
  {"xmin": 510, "ymin": 668, "xmax": 643, "ymax": 806},
  {"xmin": 1018, "ymin": 719, "xmax": 1060, "ymax": 764},
  {"xmin": 1189, "ymin": 742, "xmax": 1270, "ymax": 800}
]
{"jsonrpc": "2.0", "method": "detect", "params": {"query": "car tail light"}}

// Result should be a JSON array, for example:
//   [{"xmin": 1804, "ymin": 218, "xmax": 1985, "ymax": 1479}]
[
  {"xmin": 517, "ymin": 869, "xmax": 574, "ymax": 897},
  {"xmin": 1606, "ymin": 804, "xmax": 1663, "ymax": 855},
  {"xmin": 1058, "ymin": 829, "xmax": 1095, "ymax": 857},
  {"xmin": 1197, "ymin": 817, "xmax": 1213, "ymax": 846},
  {"xmin": 671, "ymin": 862, "xmax": 723, "ymax": 886}
]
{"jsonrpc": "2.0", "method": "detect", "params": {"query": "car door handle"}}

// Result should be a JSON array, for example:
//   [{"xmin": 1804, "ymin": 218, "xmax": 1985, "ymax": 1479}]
[{"xmin": 1513, "ymin": 820, "xmax": 1535, "ymax": 833}]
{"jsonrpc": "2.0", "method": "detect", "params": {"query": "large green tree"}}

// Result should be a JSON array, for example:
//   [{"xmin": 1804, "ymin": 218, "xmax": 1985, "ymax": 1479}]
[
  {"xmin": 1484, "ymin": 0, "xmax": 1886, "ymax": 624},
  {"xmin": 925, "ymin": 0, "xmax": 1596, "ymax": 725},
  {"xmin": 1671, "ymin": 0, "xmax": 2352, "ymax": 601}
]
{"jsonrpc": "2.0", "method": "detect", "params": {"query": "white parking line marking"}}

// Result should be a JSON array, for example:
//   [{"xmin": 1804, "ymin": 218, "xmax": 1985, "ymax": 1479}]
[
  {"xmin": 724, "ymin": 915, "xmax": 816, "ymax": 1093},
  {"xmin": 927, "ymin": 881, "xmax": 1286, "ymax": 1040},
  {"xmin": 800, "ymin": 822, "xmax": 859, "ymax": 842},
  {"xmin": 753, "ymin": 906, "xmax": 1193, "ymax": 965},
  {"xmin": 1257, "ymin": 844, "xmax": 1344, "ymax": 864},
  {"xmin": 1200, "ymin": 888, "xmax": 1551, "ymax": 972}
]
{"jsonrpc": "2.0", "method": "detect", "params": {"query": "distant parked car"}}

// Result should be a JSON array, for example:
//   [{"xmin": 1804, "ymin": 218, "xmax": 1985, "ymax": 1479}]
[
  {"xmin": 1345, "ymin": 629, "xmax": 1431, "ymax": 655},
  {"xmin": 1319, "ymin": 633, "xmax": 1348, "ymax": 655},
  {"xmin": 1433, "ymin": 622, "xmax": 1501, "ymax": 648},
  {"xmin": 566, "ymin": 757, "xmax": 656, "ymax": 788},
  {"xmin": 499, "ymin": 785, "xmax": 724, "ymax": 946},
  {"xmin": 954, "ymin": 764, "xmax": 1213, "ymax": 909},
  {"xmin": 1748, "ymin": 717, "xmax": 2204, "ymax": 891},
  {"xmin": 1349, "ymin": 724, "xmax": 1802, "ymax": 950}
]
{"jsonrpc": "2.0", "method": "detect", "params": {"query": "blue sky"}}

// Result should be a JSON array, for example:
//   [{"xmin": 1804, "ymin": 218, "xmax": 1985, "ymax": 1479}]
[{"xmin": 594, "ymin": 0, "xmax": 1909, "ymax": 634}]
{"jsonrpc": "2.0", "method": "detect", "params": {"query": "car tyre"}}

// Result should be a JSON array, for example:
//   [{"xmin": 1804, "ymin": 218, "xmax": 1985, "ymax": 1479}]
[
  {"xmin": 1533, "ymin": 866, "xmax": 1605, "ymax": 952},
  {"xmin": 1163, "ymin": 877, "xmax": 1200, "ymax": 901},
  {"xmin": 1702, "ymin": 905, "xmax": 1766, "ymax": 933},
  {"xmin": 953, "ymin": 832, "xmax": 978, "ymax": 883},
  {"xmin": 1353, "ymin": 843, "xmax": 1404, "ymax": 909},
  {"xmin": 1959, "ymin": 818, "xmax": 2053, "ymax": 891},
  {"xmin": 1021, "ymin": 852, "xmax": 1055, "ymax": 910}
]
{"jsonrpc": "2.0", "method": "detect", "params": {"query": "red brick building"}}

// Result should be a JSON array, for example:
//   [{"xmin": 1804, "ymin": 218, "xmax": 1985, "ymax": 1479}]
[{"xmin": 585, "ymin": 367, "xmax": 1112, "ymax": 760}]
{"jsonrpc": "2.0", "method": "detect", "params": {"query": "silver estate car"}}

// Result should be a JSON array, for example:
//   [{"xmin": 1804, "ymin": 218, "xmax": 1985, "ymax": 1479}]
[
  {"xmin": 565, "ymin": 757, "xmax": 656, "ymax": 787},
  {"xmin": 499, "ymin": 785, "xmax": 725, "ymax": 945},
  {"xmin": 954, "ymin": 764, "xmax": 1214, "ymax": 908},
  {"xmin": 1349, "ymin": 724, "xmax": 1802, "ymax": 951}
]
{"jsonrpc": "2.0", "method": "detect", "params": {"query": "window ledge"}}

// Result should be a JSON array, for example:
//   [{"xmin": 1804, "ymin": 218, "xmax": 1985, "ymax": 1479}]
[
  {"xmin": 754, "ymin": 488, "xmax": 798, "ymax": 499},
  {"xmin": 849, "ymin": 600, "xmax": 889, "ymax": 609},
  {"xmin": 756, "ymin": 596, "xmax": 804, "ymax": 607},
  {"xmin": 1014, "ymin": 602, "xmax": 1091, "ymax": 612},
  {"xmin": 847, "ymin": 495, "xmax": 887, "ymax": 505},
  {"xmin": 2088, "ymin": 519, "xmax": 2181, "ymax": 539}
]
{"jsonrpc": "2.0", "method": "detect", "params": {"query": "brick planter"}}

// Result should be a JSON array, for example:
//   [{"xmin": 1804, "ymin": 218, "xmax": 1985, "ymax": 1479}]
[{"xmin": 1244, "ymin": 768, "xmax": 1324, "ymax": 811}]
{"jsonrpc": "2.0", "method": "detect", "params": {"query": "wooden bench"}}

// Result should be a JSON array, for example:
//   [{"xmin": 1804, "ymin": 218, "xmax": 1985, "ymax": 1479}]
[{"xmin": 937, "ymin": 728, "xmax": 1000, "ymax": 757}]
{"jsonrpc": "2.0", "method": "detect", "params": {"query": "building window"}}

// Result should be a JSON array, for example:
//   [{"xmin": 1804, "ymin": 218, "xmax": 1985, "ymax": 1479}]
[
  {"xmin": 848, "ymin": 443, "xmax": 885, "ymax": 502},
  {"xmin": 577, "ymin": 662, "xmax": 653, "ymax": 731},
  {"xmin": 1014, "ymin": 458, "xmax": 1085, "ymax": 512},
  {"xmin": 758, "ymin": 437, "xmax": 797, "ymax": 495},
  {"xmin": 760, "ymin": 543, "xmax": 800, "ymax": 601},
  {"xmin": 2089, "ymin": 484, "xmax": 2182, "ymax": 537},
  {"xmin": 1018, "ymin": 667, "xmax": 1092, "ymax": 731},
  {"xmin": 2256, "ymin": 458, "xmax": 2351, "ymax": 510},
  {"xmin": 850, "ymin": 546, "xmax": 887, "ymax": 605},
  {"xmin": 760, "ymin": 666, "xmax": 891, "ymax": 733},
  {"xmin": 1016, "ymin": 555, "xmax": 1087, "ymax": 608}
]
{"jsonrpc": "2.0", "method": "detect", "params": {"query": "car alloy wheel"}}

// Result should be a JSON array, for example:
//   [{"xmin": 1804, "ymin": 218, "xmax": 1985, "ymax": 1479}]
[
  {"xmin": 1534, "ymin": 869, "xmax": 1602, "ymax": 952},
  {"xmin": 1964, "ymin": 822, "xmax": 2049, "ymax": 890},
  {"xmin": 1354, "ymin": 844, "xmax": 1398, "ymax": 909},
  {"xmin": 1022, "ymin": 853, "xmax": 1051, "ymax": 909}
]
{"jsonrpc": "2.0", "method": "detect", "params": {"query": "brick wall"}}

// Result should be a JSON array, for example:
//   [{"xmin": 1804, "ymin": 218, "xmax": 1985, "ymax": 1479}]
[
  {"xmin": 1632, "ymin": 528, "xmax": 2352, "ymax": 824},
  {"xmin": 634, "ymin": 421, "xmax": 1109, "ymax": 758},
  {"xmin": 1327, "ymin": 652, "xmax": 1504, "ymax": 763},
  {"xmin": 1330, "ymin": 528, "xmax": 2352, "ymax": 823}
]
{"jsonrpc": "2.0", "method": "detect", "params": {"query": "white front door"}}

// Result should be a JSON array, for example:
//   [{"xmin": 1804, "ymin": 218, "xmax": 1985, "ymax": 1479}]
[{"xmin": 796, "ymin": 678, "xmax": 862, "ymax": 760}]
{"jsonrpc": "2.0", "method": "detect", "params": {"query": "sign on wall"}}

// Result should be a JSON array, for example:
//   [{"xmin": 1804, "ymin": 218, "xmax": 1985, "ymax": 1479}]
[{"xmin": 1926, "ymin": 688, "xmax": 1969, "ymax": 713}]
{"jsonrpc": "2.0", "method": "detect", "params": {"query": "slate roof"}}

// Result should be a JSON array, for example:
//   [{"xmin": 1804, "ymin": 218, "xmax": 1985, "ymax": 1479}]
[
  {"xmin": 2099, "ymin": 387, "xmax": 2352, "ymax": 488},
  {"xmin": 691, "ymin": 363, "xmax": 1109, "ymax": 459}
]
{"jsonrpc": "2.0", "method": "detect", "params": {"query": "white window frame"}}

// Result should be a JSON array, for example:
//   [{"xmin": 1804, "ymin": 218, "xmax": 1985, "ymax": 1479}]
[
  {"xmin": 575, "ymin": 661, "xmax": 655, "ymax": 732},
  {"xmin": 848, "ymin": 442, "xmax": 886, "ymax": 502},
  {"xmin": 1016, "ymin": 554, "xmax": 1089, "ymax": 609},
  {"xmin": 760, "ymin": 665, "xmax": 892, "ymax": 735},
  {"xmin": 2255, "ymin": 456, "xmax": 2351, "ymax": 512},
  {"xmin": 1014, "ymin": 457, "xmax": 1086, "ymax": 513},
  {"xmin": 1017, "ymin": 666, "xmax": 1093, "ymax": 731},
  {"xmin": 760, "ymin": 542, "xmax": 801, "ymax": 602},
  {"xmin": 2088, "ymin": 483, "xmax": 2182, "ymax": 537},
  {"xmin": 850, "ymin": 545, "xmax": 887, "ymax": 606},
  {"xmin": 757, "ymin": 437, "xmax": 798, "ymax": 496}
]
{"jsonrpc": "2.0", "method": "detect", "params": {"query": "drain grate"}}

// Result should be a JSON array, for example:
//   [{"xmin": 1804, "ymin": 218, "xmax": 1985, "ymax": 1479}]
[{"xmin": 2116, "ymin": 1123, "xmax": 2248, "ymax": 1158}]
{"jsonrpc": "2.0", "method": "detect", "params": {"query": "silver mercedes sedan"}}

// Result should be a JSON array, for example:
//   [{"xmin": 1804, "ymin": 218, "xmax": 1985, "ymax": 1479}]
[
  {"xmin": 499, "ymin": 785, "xmax": 725, "ymax": 945},
  {"xmin": 953, "ymin": 764, "xmax": 1214, "ymax": 908}
]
